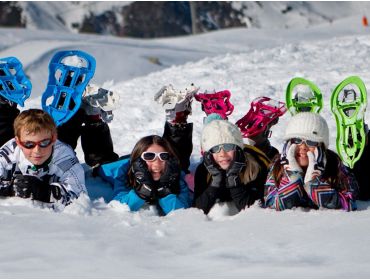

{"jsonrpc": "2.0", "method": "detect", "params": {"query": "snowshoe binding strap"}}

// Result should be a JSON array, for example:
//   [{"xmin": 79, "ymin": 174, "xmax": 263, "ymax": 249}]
[
  {"xmin": 0, "ymin": 57, "xmax": 32, "ymax": 107},
  {"xmin": 286, "ymin": 77, "xmax": 323, "ymax": 115},
  {"xmin": 194, "ymin": 90, "xmax": 234, "ymax": 119},
  {"xmin": 41, "ymin": 50, "xmax": 96, "ymax": 126},
  {"xmin": 331, "ymin": 76, "xmax": 368, "ymax": 168},
  {"xmin": 236, "ymin": 96, "xmax": 287, "ymax": 138}
]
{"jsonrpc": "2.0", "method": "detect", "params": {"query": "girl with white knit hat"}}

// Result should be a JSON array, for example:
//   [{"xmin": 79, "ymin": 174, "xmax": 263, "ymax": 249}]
[
  {"xmin": 264, "ymin": 112, "xmax": 358, "ymax": 211},
  {"xmin": 193, "ymin": 119, "xmax": 269, "ymax": 214}
]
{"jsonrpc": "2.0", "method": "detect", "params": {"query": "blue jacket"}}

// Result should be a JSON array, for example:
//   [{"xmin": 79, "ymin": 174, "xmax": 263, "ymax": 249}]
[{"xmin": 99, "ymin": 157, "xmax": 191, "ymax": 215}]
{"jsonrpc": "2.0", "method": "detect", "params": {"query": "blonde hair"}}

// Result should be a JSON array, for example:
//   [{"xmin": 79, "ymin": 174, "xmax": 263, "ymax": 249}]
[
  {"xmin": 14, "ymin": 109, "xmax": 57, "ymax": 138},
  {"xmin": 240, "ymin": 153, "xmax": 260, "ymax": 183}
]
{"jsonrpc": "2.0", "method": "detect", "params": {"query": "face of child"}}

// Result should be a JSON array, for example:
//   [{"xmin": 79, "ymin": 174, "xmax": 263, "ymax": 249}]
[
  {"xmin": 143, "ymin": 143, "xmax": 167, "ymax": 181},
  {"xmin": 16, "ymin": 129, "xmax": 56, "ymax": 166},
  {"xmin": 212, "ymin": 148, "xmax": 235, "ymax": 170},
  {"xmin": 295, "ymin": 142, "xmax": 316, "ymax": 168}
]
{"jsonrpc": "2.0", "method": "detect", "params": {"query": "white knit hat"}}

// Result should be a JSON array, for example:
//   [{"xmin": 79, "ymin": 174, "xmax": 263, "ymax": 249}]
[
  {"xmin": 283, "ymin": 112, "xmax": 329, "ymax": 147},
  {"xmin": 201, "ymin": 120, "xmax": 244, "ymax": 152}
]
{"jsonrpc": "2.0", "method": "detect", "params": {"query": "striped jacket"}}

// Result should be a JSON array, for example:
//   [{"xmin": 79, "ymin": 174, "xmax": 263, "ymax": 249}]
[{"xmin": 264, "ymin": 159, "xmax": 358, "ymax": 211}]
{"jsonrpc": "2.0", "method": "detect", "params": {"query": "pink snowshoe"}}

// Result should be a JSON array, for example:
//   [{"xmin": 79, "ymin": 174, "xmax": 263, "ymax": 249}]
[
  {"xmin": 194, "ymin": 90, "xmax": 234, "ymax": 119},
  {"xmin": 236, "ymin": 96, "xmax": 287, "ymax": 138}
]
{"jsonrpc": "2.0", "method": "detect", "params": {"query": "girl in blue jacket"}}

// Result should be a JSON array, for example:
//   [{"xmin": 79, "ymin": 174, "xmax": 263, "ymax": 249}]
[{"xmin": 112, "ymin": 135, "xmax": 190, "ymax": 215}]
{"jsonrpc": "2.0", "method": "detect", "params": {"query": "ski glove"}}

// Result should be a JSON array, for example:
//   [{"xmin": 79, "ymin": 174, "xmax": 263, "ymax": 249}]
[
  {"xmin": 226, "ymin": 146, "xmax": 246, "ymax": 188},
  {"xmin": 284, "ymin": 143, "xmax": 303, "ymax": 173},
  {"xmin": 203, "ymin": 151, "xmax": 226, "ymax": 188},
  {"xmin": 157, "ymin": 157, "xmax": 181, "ymax": 198},
  {"xmin": 132, "ymin": 158, "xmax": 156, "ymax": 202},
  {"xmin": 12, "ymin": 174, "xmax": 62, "ymax": 203},
  {"xmin": 304, "ymin": 146, "xmax": 326, "ymax": 184}
]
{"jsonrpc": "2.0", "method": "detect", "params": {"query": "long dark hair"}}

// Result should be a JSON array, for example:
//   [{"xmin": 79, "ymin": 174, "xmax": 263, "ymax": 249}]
[
  {"xmin": 127, "ymin": 135, "xmax": 179, "ymax": 185},
  {"xmin": 272, "ymin": 146, "xmax": 347, "ymax": 191}
]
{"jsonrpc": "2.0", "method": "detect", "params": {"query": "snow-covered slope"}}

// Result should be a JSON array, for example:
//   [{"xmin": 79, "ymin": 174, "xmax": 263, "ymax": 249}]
[{"xmin": 1, "ymin": 17, "xmax": 370, "ymax": 278}]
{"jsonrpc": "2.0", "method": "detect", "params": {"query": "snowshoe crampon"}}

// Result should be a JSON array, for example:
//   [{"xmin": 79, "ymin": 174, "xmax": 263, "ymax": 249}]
[
  {"xmin": 236, "ymin": 96, "xmax": 287, "ymax": 138},
  {"xmin": 0, "ymin": 57, "xmax": 31, "ymax": 107},
  {"xmin": 286, "ymin": 77, "xmax": 323, "ymax": 115},
  {"xmin": 41, "ymin": 50, "xmax": 96, "ymax": 126},
  {"xmin": 331, "ymin": 76, "xmax": 368, "ymax": 168},
  {"xmin": 194, "ymin": 90, "xmax": 234, "ymax": 119}
]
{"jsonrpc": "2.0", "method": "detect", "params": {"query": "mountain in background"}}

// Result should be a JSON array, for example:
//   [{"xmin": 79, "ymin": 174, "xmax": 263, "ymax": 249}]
[{"xmin": 2, "ymin": 1, "xmax": 370, "ymax": 38}]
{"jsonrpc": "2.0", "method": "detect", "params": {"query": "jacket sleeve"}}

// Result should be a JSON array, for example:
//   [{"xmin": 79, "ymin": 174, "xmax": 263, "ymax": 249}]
[
  {"xmin": 158, "ymin": 172, "xmax": 191, "ymax": 215},
  {"xmin": 263, "ymin": 166, "xmax": 306, "ymax": 211},
  {"xmin": 162, "ymin": 122, "xmax": 193, "ymax": 173},
  {"xmin": 303, "ymin": 163, "xmax": 358, "ymax": 211},
  {"xmin": 193, "ymin": 163, "xmax": 221, "ymax": 214},
  {"xmin": 112, "ymin": 161, "xmax": 145, "ymax": 211},
  {"xmin": 50, "ymin": 144, "xmax": 87, "ymax": 205}
]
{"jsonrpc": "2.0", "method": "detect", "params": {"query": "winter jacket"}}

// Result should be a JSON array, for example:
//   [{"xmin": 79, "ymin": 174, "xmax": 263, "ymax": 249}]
[
  {"xmin": 264, "ymin": 152, "xmax": 358, "ymax": 211},
  {"xmin": 351, "ymin": 131, "xmax": 370, "ymax": 200},
  {"xmin": 193, "ymin": 145, "xmax": 270, "ymax": 214},
  {"xmin": 101, "ymin": 157, "xmax": 191, "ymax": 215},
  {"xmin": 0, "ymin": 139, "xmax": 86, "ymax": 206}
]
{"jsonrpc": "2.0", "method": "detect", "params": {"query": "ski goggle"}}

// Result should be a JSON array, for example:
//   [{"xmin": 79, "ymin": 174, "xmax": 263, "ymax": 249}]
[
  {"xmin": 209, "ymin": 143, "xmax": 237, "ymax": 154},
  {"xmin": 290, "ymin": 138, "xmax": 319, "ymax": 147},
  {"xmin": 19, "ymin": 138, "xmax": 53, "ymax": 149},
  {"xmin": 141, "ymin": 152, "xmax": 170, "ymax": 162}
]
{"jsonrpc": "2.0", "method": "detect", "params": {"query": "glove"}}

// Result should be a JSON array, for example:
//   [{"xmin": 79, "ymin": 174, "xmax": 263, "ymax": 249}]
[
  {"xmin": 226, "ymin": 147, "xmax": 246, "ymax": 188},
  {"xmin": 131, "ymin": 158, "xmax": 156, "ymax": 202},
  {"xmin": 157, "ymin": 157, "xmax": 181, "ymax": 198},
  {"xmin": 203, "ymin": 151, "xmax": 226, "ymax": 188},
  {"xmin": 12, "ymin": 174, "xmax": 62, "ymax": 203},
  {"xmin": 304, "ymin": 146, "xmax": 326, "ymax": 184},
  {"xmin": 284, "ymin": 143, "xmax": 303, "ymax": 172}
]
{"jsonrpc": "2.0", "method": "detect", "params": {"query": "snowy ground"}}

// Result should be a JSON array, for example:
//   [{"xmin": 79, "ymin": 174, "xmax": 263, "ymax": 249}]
[{"xmin": 1, "ymin": 15, "xmax": 370, "ymax": 278}]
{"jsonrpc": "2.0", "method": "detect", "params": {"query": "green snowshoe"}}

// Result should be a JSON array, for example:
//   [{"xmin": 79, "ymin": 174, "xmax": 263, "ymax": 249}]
[
  {"xmin": 331, "ymin": 76, "xmax": 368, "ymax": 168},
  {"xmin": 286, "ymin": 77, "xmax": 323, "ymax": 115}
]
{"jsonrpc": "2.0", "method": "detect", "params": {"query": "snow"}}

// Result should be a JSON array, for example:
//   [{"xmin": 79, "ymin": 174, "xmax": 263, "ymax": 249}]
[{"xmin": 2, "ymin": 12, "xmax": 370, "ymax": 278}]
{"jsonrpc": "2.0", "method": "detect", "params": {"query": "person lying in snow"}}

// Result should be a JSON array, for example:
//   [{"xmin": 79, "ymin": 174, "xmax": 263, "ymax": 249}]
[
  {"xmin": 0, "ymin": 109, "xmax": 86, "ymax": 208},
  {"xmin": 193, "ymin": 119, "xmax": 269, "ymax": 214},
  {"xmin": 98, "ymin": 84, "xmax": 197, "ymax": 215},
  {"xmin": 264, "ymin": 112, "xmax": 358, "ymax": 211}
]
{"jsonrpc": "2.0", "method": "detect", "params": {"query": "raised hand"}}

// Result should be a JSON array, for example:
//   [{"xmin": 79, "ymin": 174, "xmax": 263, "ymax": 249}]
[
  {"xmin": 226, "ymin": 146, "xmax": 246, "ymax": 188},
  {"xmin": 284, "ymin": 143, "xmax": 303, "ymax": 172},
  {"xmin": 304, "ymin": 145, "xmax": 326, "ymax": 183},
  {"xmin": 132, "ymin": 158, "xmax": 156, "ymax": 201},
  {"xmin": 157, "ymin": 157, "xmax": 181, "ymax": 198},
  {"xmin": 203, "ymin": 151, "xmax": 226, "ymax": 188}
]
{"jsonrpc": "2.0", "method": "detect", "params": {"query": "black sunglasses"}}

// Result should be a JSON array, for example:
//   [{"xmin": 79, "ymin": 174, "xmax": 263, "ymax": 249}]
[
  {"xmin": 290, "ymin": 138, "xmax": 319, "ymax": 147},
  {"xmin": 209, "ymin": 143, "xmax": 237, "ymax": 154},
  {"xmin": 19, "ymin": 138, "xmax": 53, "ymax": 149},
  {"xmin": 141, "ymin": 152, "xmax": 170, "ymax": 162}
]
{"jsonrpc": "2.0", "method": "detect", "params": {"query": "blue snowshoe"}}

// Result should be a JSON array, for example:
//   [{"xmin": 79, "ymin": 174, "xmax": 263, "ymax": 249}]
[
  {"xmin": 0, "ymin": 57, "xmax": 31, "ymax": 107},
  {"xmin": 41, "ymin": 50, "xmax": 96, "ymax": 126}
]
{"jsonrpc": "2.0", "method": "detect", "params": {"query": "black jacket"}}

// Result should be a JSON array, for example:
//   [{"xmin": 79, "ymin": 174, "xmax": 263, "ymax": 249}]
[{"xmin": 193, "ymin": 145, "xmax": 269, "ymax": 214}]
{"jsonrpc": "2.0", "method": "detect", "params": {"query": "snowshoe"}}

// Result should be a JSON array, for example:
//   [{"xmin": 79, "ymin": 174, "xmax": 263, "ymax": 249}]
[
  {"xmin": 194, "ymin": 89, "xmax": 234, "ymax": 119},
  {"xmin": 82, "ymin": 84, "xmax": 120, "ymax": 123},
  {"xmin": 41, "ymin": 50, "xmax": 96, "ymax": 126},
  {"xmin": 154, "ymin": 84, "xmax": 199, "ymax": 124},
  {"xmin": 331, "ymin": 76, "xmax": 368, "ymax": 168},
  {"xmin": 0, "ymin": 57, "xmax": 31, "ymax": 107},
  {"xmin": 236, "ymin": 96, "xmax": 287, "ymax": 138},
  {"xmin": 286, "ymin": 77, "xmax": 323, "ymax": 115}
]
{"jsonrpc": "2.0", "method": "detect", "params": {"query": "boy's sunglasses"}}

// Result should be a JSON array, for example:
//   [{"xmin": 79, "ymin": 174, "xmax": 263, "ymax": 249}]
[
  {"xmin": 141, "ymin": 152, "xmax": 170, "ymax": 162},
  {"xmin": 209, "ymin": 143, "xmax": 237, "ymax": 154},
  {"xmin": 19, "ymin": 138, "xmax": 53, "ymax": 149},
  {"xmin": 290, "ymin": 137, "xmax": 319, "ymax": 147}
]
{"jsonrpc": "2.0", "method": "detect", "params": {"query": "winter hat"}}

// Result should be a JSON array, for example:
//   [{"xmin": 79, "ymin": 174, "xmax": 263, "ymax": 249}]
[
  {"xmin": 203, "ymin": 113, "xmax": 224, "ymax": 125},
  {"xmin": 283, "ymin": 112, "xmax": 329, "ymax": 147},
  {"xmin": 201, "ymin": 120, "xmax": 244, "ymax": 152}
]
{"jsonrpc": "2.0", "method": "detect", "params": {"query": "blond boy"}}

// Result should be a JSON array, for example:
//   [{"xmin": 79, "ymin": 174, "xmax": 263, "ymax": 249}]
[{"xmin": 0, "ymin": 109, "xmax": 86, "ymax": 206}]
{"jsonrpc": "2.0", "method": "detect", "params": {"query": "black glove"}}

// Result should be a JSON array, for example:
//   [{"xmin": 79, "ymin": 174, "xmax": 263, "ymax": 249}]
[
  {"xmin": 12, "ymin": 174, "xmax": 62, "ymax": 203},
  {"xmin": 203, "ymin": 151, "xmax": 226, "ymax": 188},
  {"xmin": 157, "ymin": 157, "xmax": 181, "ymax": 198},
  {"xmin": 131, "ymin": 158, "xmax": 156, "ymax": 202},
  {"xmin": 226, "ymin": 147, "xmax": 246, "ymax": 188}
]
